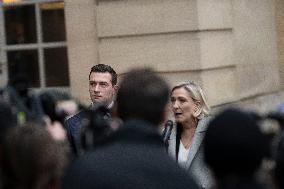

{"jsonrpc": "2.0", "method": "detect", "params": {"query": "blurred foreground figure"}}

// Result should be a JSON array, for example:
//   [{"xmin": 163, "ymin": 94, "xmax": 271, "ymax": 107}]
[
  {"xmin": 0, "ymin": 102, "xmax": 16, "ymax": 188},
  {"xmin": 63, "ymin": 68, "xmax": 199, "ymax": 189},
  {"xmin": 38, "ymin": 89, "xmax": 79, "ymax": 142},
  {"xmin": 0, "ymin": 74, "xmax": 39, "ymax": 125},
  {"xmin": 0, "ymin": 101, "xmax": 16, "ymax": 140},
  {"xmin": 1, "ymin": 123, "xmax": 68, "ymax": 189},
  {"xmin": 275, "ymin": 142, "xmax": 284, "ymax": 189},
  {"xmin": 273, "ymin": 104, "xmax": 284, "ymax": 189},
  {"xmin": 204, "ymin": 108, "xmax": 268, "ymax": 189}
]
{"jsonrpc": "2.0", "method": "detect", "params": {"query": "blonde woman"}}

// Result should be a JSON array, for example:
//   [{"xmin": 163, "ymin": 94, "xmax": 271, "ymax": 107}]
[{"xmin": 168, "ymin": 81, "xmax": 213, "ymax": 189}]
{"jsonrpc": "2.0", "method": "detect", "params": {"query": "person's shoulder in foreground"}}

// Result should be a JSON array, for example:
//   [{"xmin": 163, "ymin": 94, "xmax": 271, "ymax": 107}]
[{"xmin": 63, "ymin": 118, "xmax": 200, "ymax": 189}]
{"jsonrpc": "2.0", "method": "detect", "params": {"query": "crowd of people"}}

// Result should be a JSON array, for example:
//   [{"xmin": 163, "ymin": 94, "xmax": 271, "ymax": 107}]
[{"xmin": 0, "ymin": 63, "xmax": 283, "ymax": 189}]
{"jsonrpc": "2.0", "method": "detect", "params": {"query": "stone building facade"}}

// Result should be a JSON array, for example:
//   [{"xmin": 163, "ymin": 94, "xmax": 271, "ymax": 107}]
[
  {"xmin": 0, "ymin": 0, "xmax": 283, "ymax": 113},
  {"xmin": 65, "ymin": 0, "xmax": 284, "ymax": 113}
]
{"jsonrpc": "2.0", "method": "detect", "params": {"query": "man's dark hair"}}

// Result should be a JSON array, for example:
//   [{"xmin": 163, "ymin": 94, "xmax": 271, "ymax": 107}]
[
  {"xmin": 275, "ymin": 144, "xmax": 284, "ymax": 189},
  {"xmin": 204, "ymin": 108, "xmax": 267, "ymax": 179},
  {"xmin": 89, "ymin": 64, "xmax": 117, "ymax": 85},
  {"xmin": 2, "ymin": 123, "xmax": 68, "ymax": 189},
  {"xmin": 117, "ymin": 68, "xmax": 169, "ymax": 125}
]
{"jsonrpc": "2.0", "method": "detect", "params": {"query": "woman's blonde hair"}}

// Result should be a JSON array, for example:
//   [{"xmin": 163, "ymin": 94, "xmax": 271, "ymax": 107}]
[{"xmin": 171, "ymin": 81, "xmax": 210, "ymax": 119}]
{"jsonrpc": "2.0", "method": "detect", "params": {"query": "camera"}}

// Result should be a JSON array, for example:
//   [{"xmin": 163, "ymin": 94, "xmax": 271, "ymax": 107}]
[
  {"xmin": 38, "ymin": 90, "xmax": 80, "ymax": 125},
  {"xmin": 1, "ymin": 83, "xmax": 80, "ymax": 127},
  {"xmin": 79, "ymin": 103, "xmax": 115, "ymax": 153}
]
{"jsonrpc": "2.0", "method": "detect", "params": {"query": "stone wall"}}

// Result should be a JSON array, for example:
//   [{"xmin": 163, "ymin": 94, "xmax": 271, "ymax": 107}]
[
  {"xmin": 276, "ymin": 0, "xmax": 284, "ymax": 88},
  {"xmin": 65, "ymin": 0, "xmax": 99, "ymax": 102},
  {"xmin": 65, "ymin": 0, "xmax": 281, "ymax": 110}
]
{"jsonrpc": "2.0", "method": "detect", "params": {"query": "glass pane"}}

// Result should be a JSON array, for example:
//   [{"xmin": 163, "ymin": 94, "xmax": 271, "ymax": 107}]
[
  {"xmin": 4, "ymin": 5, "xmax": 37, "ymax": 44},
  {"xmin": 7, "ymin": 50, "xmax": 40, "ymax": 87},
  {"xmin": 40, "ymin": 2, "xmax": 66, "ymax": 42},
  {"xmin": 44, "ymin": 47, "xmax": 69, "ymax": 86}
]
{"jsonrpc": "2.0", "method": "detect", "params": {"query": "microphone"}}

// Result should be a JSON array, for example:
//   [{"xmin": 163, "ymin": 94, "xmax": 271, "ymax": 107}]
[{"xmin": 162, "ymin": 120, "xmax": 174, "ymax": 143}]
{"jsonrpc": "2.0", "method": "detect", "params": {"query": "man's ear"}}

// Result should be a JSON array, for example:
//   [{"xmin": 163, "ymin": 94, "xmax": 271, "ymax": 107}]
[{"xmin": 113, "ymin": 85, "xmax": 118, "ymax": 92}]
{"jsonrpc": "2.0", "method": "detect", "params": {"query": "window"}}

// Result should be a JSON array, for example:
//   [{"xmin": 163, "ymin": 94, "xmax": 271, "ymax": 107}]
[{"xmin": 0, "ymin": 0, "xmax": 69, "ymax": 88}]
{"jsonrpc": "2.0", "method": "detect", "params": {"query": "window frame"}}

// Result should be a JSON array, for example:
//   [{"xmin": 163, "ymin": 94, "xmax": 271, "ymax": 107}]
[{"xmin": 0, "ymin": 0, "xmax": 68, "ymax": 89}]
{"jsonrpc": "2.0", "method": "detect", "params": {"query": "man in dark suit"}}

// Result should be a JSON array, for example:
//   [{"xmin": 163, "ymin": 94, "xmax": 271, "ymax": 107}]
[
  {"xmin": 63, "ymin": 68, "xmax": 199, "ymax": 189},
  {"xmin": 65, "ymin": 64, "xmax": 118, "ymax": 156}
]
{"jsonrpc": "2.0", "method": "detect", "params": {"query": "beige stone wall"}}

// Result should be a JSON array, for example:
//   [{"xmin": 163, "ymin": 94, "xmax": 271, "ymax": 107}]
[
  {"xmin": 276, "ymin": 0, "xmax": 284, "ymax": 88},
  {"xmin": 233, "ymin": 0, "xmax": 279, "ymax": 99},
  {"xmin": 96, "ymin": 0, "xmax": 235, "ymax": 106},
  {"xmin": 65, "ymin": 0, "xmax": 99, "ymax": 103},
  {"xmin": 65, "ymin": 0, "xmax": 280, "ymax": 108}
]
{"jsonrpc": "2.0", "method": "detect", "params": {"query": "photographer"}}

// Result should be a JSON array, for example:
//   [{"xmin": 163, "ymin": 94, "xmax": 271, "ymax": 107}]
[
  {"xmin": 0, "ymin": 74, "xmax": 39, "ymax": 125},
  {"xmin": 38, "ymin": 90, "xmax": 79, "ymax": 142}
]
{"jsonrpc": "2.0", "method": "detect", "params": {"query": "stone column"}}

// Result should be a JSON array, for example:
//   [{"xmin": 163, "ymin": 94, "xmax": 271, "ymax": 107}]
[{"xmin": 65, "ymin": 0, "xmax": 99, "ymax": 104}]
